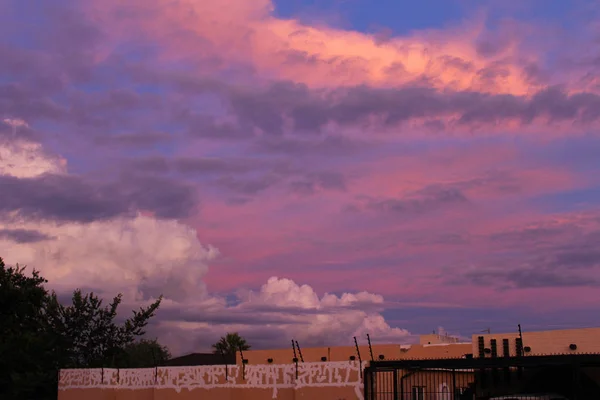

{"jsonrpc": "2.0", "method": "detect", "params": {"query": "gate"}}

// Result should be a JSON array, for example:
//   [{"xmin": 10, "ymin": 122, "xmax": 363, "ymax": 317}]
[{"xmin": 364, "ymin": 354, "xmax": 600, "ymax": 400}]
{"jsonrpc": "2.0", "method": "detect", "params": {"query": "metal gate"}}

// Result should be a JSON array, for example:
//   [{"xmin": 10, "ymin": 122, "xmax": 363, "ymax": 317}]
[{"xmin": 364, "ymin": 354, "xmax": 600, "ymax": 400}]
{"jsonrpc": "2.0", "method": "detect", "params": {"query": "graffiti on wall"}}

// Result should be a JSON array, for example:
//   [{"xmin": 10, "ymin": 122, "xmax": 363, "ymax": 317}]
[{"xmin": 59, "ymin": 361, "xmax": 364, "ymax": 399}]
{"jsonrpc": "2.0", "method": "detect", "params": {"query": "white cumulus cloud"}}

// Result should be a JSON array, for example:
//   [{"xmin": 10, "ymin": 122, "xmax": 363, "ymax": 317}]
[{"xmin": 0, "ymin": 138, "xmax": 411, "ymax": 356}]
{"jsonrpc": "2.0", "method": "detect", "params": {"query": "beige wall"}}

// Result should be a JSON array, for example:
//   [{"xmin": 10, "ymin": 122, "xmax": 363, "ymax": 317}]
[
  {"xmin": 419, "ymin": 334, "xmax": 461, "ymax": 345},
  {"xmin": 472, "ymin": 327, "xmax": 600, "ymax": 357},
  {"xmin": 58, "ymin": 343, "xmax": 474, "ymax": 400},
  {"xmin": 236, "ymin": 344, "xmax": 403, "ymax": 364},
  {"xmin": 59, "ymin": 361, "xmax": 364, "ymax": 400},
  {"xmin": 237, "ymin": 342, "xmax": 472, "ymax": 365}
]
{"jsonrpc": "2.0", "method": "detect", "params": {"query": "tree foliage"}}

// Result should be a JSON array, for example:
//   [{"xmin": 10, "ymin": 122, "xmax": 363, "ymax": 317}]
[
  {"xmin": 212, "ymin": 332, "xmax": 251, "ymax": 355},
  {"xmin": 117, "ymin": 339, "xmax": 172, "ymax": 368},
  {"xmin": 0, "ymin": 257, "xmax": 168, "ymax": 400}
]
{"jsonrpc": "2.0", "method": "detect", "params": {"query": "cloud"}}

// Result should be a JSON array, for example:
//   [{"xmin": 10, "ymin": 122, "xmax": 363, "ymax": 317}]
[
  {"xmin": 448, "ymin": 212, "xmax": 600, "ymax": 290},
  {"xmin": 358, "ymin": 185, "xmax": 469, "ymax": 215},
  {"xmin": 0, "ymin": 138, "xmax": 199, "ymax": 223},
  {"xmin": 217, "ymin": 83, "xmax": 600, "ymax": 135},
  {"xmin": 290, "ymin": 172, "xmax": 347, "ymax": 195},
  {"xmin": 0, "ymin": 228, "xmax": 54, "ymax": 243},
  {"xmin": 0, "ymin": 140, "xmax": 66, "ymax": 177},
  {"xmin": 3, "ymin": 0, "xmax": 600, "ymax": 344},
  {"xmin": 93, "ymin": 131, "xmax": 173, "ymax": 148},
  {"xmin": 86, "ymin": 0, "xmax": 545, "ymax": 94},
  {"xmin": 0, "ymin": 173, "xmax": 198, "ymax": 223},
  {"xmin": 154, "ymin": 277, "xmax": 411, "ymax": 355},
  {"xmin": 462, "ymin": 267, "xmax": 599, "ymax": 289},
  {"xmin": 0, "ymin": 138, "xmax": 409, "ymax": 355},
  {"xmin": 0, "ymin": 139, "xmax": 216, "ymax": 302}
]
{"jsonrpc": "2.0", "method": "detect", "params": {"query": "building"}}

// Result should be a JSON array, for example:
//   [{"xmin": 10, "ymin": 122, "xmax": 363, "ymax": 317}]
[
  {"xmin": 472, "ymin": 326, "xmax": 600, "ymax": 358},
  {"xmin": 367, "ymin": 327, "xmax": 600, "ymax": 400},
  {"xmin": 235, "ymin": 335, "xmax": 472, "ymax": 365},
  {"xmin": 57, "ymin": 326, "xmax": 600, "ymax": 400},
  {"xmin": 420, "ymin": 333, "xmax": 462, "ymax": 345}
]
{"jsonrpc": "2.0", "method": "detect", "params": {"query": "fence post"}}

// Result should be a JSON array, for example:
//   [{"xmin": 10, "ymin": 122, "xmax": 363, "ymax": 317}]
[
  {"xmin": 364, "ymin": 366, "xmax": 371, "ymax": 400},
  {"xmin": 452, "ymin": 368, "xmax": 456, "ymax": 400},
  {"xmin": 573, "ymin": 360, "xmax": 581, "ymax": 400},
  {"xmin": 400, "ymin": 371, "xmax": 404, "ymax": 400},
  {"xmin": 393, "ymin": 368, "xmax": 398, "ymax": 400}
]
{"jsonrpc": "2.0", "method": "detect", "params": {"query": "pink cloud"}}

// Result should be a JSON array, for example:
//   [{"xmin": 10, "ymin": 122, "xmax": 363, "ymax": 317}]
[{"xmin": 84, "ymin": 0, "xmax": 558, "ymax": 94}]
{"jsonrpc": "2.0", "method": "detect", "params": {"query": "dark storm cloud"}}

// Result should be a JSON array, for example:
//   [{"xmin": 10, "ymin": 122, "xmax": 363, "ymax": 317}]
[
  {"xmin": 216, "ymin": 82, "xmax": 600, "ymax": 135},
  {"xmin": 181, "ymin": 114, "xmax": 250, "ymax": 140},
  {"xmin": 94, "ymin": 132, "xmax": 173, "ymax": 148},
  {"xmin": 127, "ymin": 155, "xmax": 294, "ymax": 177},
  {"xmin": 254, "ymin": 135, "xmax": 368, "ymax": 156},
  {"xmin": 215, "ymin": 174, "xmax": 280, "ymax": 195},
  {"xmin": 363, "ymin": 185, "xmax": 468, "ymax": 215},
  {"xmin": 0, "ymin": 84, "xmax": 68, "ymax": 123},
  {"xmin": 289, "ymin": 171, "xmax": 347, "ymax": 195},
  {"xmin": 0, "ymin": 228, "xmax": 55, "ymax": 243},
  {"xmin": 0, "ymin": 173, "xmax": 197, "ymax": 223},
  {"xmin": 463, "ymin": 268, "xmax": 598, "ymax": 288},
  {"xmin": 451, "ymin": 216, "xmax": 600, "ymax": 289},
  {"xmin": 173, "ymin": 157, "xmax": 264, "ymax": 175}
]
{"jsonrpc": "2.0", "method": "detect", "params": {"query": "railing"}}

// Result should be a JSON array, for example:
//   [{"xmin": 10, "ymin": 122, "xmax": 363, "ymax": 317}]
[{"xmin": 364, "ymin": 354, "xmax": 600, "ymax": 400}]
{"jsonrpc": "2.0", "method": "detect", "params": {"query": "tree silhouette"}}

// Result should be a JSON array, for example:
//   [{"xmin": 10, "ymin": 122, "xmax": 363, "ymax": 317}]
[
  {"xmin": 0, "ymin": 257, "xmax": 165, "ymax": 399},
  {"xmin": 116, "ymin": 338, "xmax": 171, "ymax": 368},
  {"xmin": 212, "ymin": 332, "xmax": 250, "ymax": 355}
]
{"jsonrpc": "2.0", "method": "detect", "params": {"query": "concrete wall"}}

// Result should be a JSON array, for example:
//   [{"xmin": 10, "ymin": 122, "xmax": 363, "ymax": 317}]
[
  {"xmin": 237, "ymin": 343, "xmax": 472, "ymax": 365},
  {"xmin": 419, "ymin": 334, "xmax": 461, "ymax": 345},
  {"xmin": 58, "ymin": 361, "xmax": 364, "ymax": 400},
  {"xmin": 472, "ymin": 327, "xmax": 600, "ymax": 357},
  {"xmin": 237, "ymin": 344, "xmax": 404, "ymax": 364}
]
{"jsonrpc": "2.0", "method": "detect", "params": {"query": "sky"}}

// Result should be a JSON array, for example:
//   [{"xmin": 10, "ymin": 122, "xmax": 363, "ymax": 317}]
[{"xmin": 2, "ymin": 0, "xmax": 600, "ymax": 356}]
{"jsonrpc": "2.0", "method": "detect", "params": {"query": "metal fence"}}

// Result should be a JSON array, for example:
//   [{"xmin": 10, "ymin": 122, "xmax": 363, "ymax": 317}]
[{"xmin": 364, "ymin": 354, "xmax": 600, "ymax": 400}]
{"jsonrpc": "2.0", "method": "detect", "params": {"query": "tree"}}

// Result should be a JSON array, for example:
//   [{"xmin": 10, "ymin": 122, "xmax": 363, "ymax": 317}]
[
  {"xmin": 116, "ymin": 339, "xmax": 171, "ymax": 368},
  {"xmin": 0, "ymin": 257, "xmax": 165, "ymax": 400},
  {"xmin": 212, "ymin": 332, "xmax": 251, "ymax": 355},
  {"xmin": 0, "ymin": 258, "xmax": 56, "ymax": 400},
  {"xmin": 46, "ymin": 289, "xmax": 163, "ymax": 368}
]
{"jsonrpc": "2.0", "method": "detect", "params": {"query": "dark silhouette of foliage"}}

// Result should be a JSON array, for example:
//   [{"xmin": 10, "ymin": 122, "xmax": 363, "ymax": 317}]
[
  {"xmin": 116, "ymin": 338, "xmax": 172, "ymax": 368},
  {"xmin": 212, "ymin": 332, "xmax": 251, "ymax": 355},
  {"xmin": 0, "ymin": 257, "xmax": 166, "ymax": 400}
]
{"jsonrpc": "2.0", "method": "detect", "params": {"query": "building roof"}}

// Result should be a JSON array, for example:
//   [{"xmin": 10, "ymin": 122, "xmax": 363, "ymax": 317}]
[
  {"xmin": 396, "ymin": 343, "xmax": 473, "ymax": 359},
  {"xmin": 235, "ymin": 342, "xmax": 473, "ymax": 364}
]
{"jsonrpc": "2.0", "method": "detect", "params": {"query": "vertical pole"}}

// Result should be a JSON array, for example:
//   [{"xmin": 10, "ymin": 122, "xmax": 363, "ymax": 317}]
[
  {"xmin": 393, "ymin": 368, "xmax": 399, "ymax": 400},
  {"xmin": 292, "ymin": 340, "xmax": 298, "ymax": 379},
  {"xmin": 292, "ymin": 339, "xmax": 297, "ymax": 360},
  {"xmin": 364, "ymin": 366, "xmax": 370, "ymax": 400},
  {"xmin": 400, "ymin": 373, "xmax": 404, "ymax": 400},
  {"xmin": 367, "ymin": 334, "xmax": 375, "ymax": 361},
  {"xmin": 354, "ymin": 336, "xmax": 363, "ymax": 378},
  {"xmin": 518, "ymin": 324, "xmax": 524, "ymax": 356},
  {"xmin": 452, "ymin": 368, "xmax": 457, "ymax": 400},
  {"xmin": 295, "ymin": 340, "xmax": 304, "ymax": 362},
  {"xmin": 573, "ymin": 361, "xmax": 581, "ymax": 400},
  {"xmin": 363, "ymin": 368, "xmax": 371, "ymax": 400}
]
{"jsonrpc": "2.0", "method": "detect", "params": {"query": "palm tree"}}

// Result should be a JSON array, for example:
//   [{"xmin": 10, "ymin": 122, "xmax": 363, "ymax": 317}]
[{"xmin": 211, "ymin": 332, "xmax": 251, "ymax": 355}]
